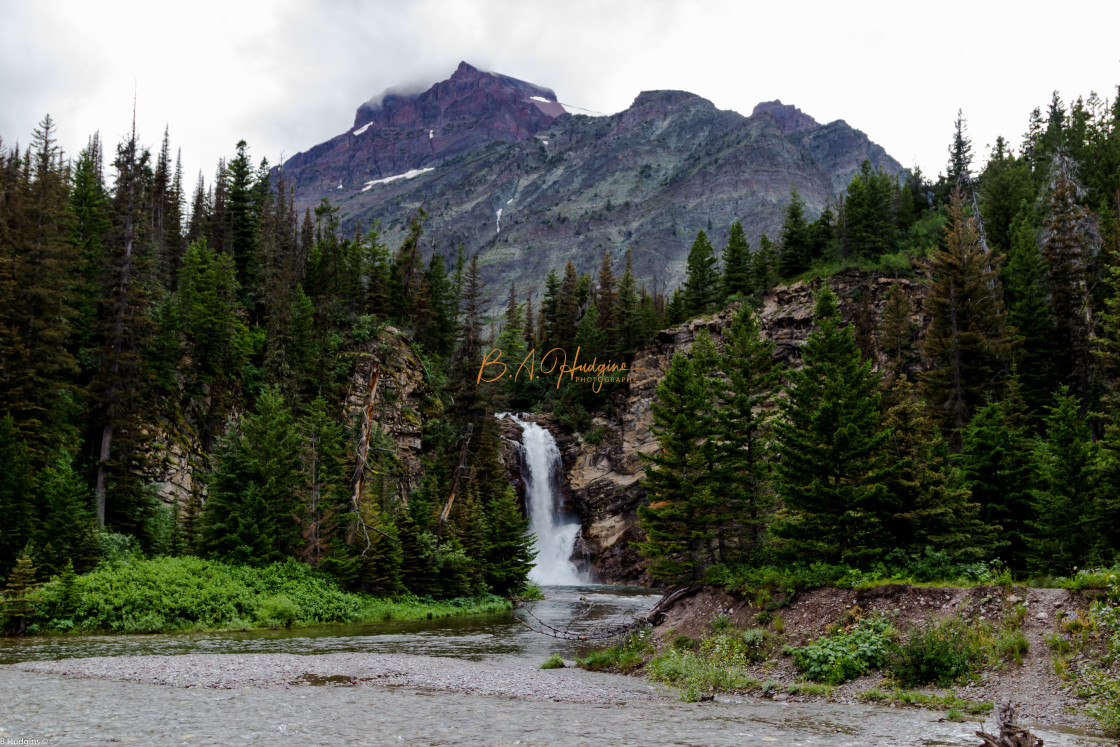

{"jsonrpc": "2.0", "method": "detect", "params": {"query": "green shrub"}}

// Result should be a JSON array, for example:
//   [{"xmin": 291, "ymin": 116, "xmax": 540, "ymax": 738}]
[
  {"xmin": 255, "ymin": 595, "xmax": 301, "ymax": 628},
  {"xmin": 996, "ymin": 629, "xmax": 1029, "ymax": 665},
  {"xmin": 893, "ymin": 620, "xmax": 981, "ymax": 687},
  {"xmin": 540, "ymin": 654, "xmax": 565, "ymax": 670},
  {"xmin": 671, "ymin": 635, "xmax": 695, "ymax": 650},
  {"xmin": 786, "ymin": 618, "xmax": 895, "ymax": 685},
  {"xmin": 30, "ymin": 556, "xmax": 511, "ymax": 634},
  {"xmin": 576, "ymin": 632, "xmax": 649, "ymax": 673}
]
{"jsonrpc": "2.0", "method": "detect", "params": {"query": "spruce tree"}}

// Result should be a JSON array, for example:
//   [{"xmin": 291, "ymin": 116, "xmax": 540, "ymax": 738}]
[
  {"xmin": 1005, "ymin": 208, "xmax": 1058, "ymax": 416},
  {"xmin": 721, "ymin": 220, "xmax": 752, "ymax": 300},
  {"xmin": 712, "ymin": 308, "xmax": 779, "ymax": 563},
  {"xmin": 1, "ymin": 553, "xmax": 39, "ymax": 634},
  {"xmin": 919, "ymin": 190, "xmax": 1010, "ymax": 438},
  {"xmin": 636, "ymin": 351, "xmax": 719, "ymax": 582},
  {"xmin": 1041, "ymin": 161, "xmax": 1099, "ymax": 397},
  {"xmin": 883, "ymin": 377, "xmax": 986, "ymax": 559},
  {"xmin": 878, "ymin": 284, "xmax": 918, "ymax": 402},
  {"xmin": 959, "ymin": 394, "xmax": 1034, "ymax": 570},
  {"xmin": 778, "ymin": 188, "xmax": 812, "ymax": 277},
  {"xmin": 596, "ymin": 249, "xmax": 618, "ymax": 352},
  {"xmin": 0, "ymin": 416, "xmax": 35, "ymax": 577},
  {"xmin": 90, "ymin": 126, "xmax": 160, "ymax": 537},
  {"xmin": 1028, "ymin": 387, "xmax": 1105, "ymax": 572},
  {"xmin": 682, "ymin": 230, "xmax": 720, "ymax": 316},
  {"xmin": 201, "ymin": 388, "xmax": 304, "ymax": 564},
  {"xmin": 616, "ymin": 249, "xmax": 642, "ymax": 357},
  {"xmin": 773, "ymin": 286, "xmax": 897, "ymax": 567},
  {"xmin": 32, "ymin": 450, "xmax": 101, "ymax": 576}
]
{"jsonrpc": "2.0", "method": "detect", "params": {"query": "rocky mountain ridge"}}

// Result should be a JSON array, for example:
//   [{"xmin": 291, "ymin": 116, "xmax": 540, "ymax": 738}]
[{"xmin": 279, "ymin": 63, "xmax": 905, "ymax": 306}]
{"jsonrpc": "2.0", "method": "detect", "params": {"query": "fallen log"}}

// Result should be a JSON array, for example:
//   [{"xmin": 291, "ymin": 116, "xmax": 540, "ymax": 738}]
[{"xmin": 976, "ymin": 700, "xmax": 1043, "ymax": 747}]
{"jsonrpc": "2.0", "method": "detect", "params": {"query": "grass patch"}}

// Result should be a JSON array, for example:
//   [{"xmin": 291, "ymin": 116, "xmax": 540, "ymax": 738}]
[
  {"xmin": 540, "ymin": 654, "xmax": 565, "ymax": 670},
  {"xmin": 646, "ymin": 627, "xmax": 774, "ymax": 701},
  {"xmin": 856, "ymin": 687, "xmax": 992, "ymax": 715},
  {"xmin": 24, "ymin": 556, "xmax": 510, "ymax": 634},
  {"xmin": 576, "ymin": 632, "xmax": 651, "ymax": 673}
]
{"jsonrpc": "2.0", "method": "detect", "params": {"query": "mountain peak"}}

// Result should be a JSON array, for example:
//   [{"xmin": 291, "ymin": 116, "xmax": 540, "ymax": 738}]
[
  {"xmin": 752, "ymin": 100, "xmax": 820, "ymax": 134},
  {"xmin": 452, "ymin": 60, "xmax": 481, "ymax": 78}
]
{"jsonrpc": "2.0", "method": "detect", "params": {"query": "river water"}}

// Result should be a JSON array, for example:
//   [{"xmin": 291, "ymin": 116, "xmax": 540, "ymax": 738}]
[
  {"xmin": 0, "ymin": 586, "xmax": 1113, "ymax": 746},
  {"xmin": 0, "ymin": 586, "xmax": 654, "ymax": 665}
]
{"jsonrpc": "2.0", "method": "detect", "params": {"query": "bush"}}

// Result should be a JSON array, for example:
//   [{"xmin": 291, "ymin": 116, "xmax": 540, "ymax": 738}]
[
  {"xmin": 787, "ymin": 618, "xmax": 895, "ymax": 685},
  {"xmin": 255, "ymin": 595, "xmax": 301, "ymax": 628},
  {"xmin": 892, "ymin": 620, "xmax": 981, "ymax": 687},
  {"xmin": 29, "ymin": 556, "xmax": 510, "ymax": 634}
]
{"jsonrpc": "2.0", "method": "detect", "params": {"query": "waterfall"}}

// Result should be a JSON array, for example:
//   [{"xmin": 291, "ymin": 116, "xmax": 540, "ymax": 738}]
[{"xmin": 502, "ymin": 415, "xmax": 585, "ymax": 586}]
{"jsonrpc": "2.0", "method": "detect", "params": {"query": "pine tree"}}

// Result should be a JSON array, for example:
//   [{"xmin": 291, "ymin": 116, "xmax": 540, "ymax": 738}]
[
  {"xmin": 683, "ymin": 230, "xmax": 720, "ymax": 316},
  {"xmin": 90, "ymin": 125, "xmax": 160, "ymax": 536},
  {"xmin": 883, "ymin": 377, "xmax": 986, "ymax": 559},
  {"xmin": 636, "ymin": 350, "xmax": 719, "ymax": 582},
  {"xmin": 416, "ymin": 252, "xmax": 457, "ymax": 357},
  {"xmin": 554, "ymin": 261, "xmax": 580, "ymax": 350},
  {"xmin": 616, "ymin": 248, "xmax": 642, "ymax": 357},
  {"xmin": 712, "ymin": 308, "xmax": 779, "ymax": 563},
  {"xmin": 176, "ymin": 239, "xmax": 249, "ymax": 447},
  {"xmin": 390, "ymin": 208, "xmax": 427, "ymax": 321},
  {"xmin": 1, "ymin": 553, "xmax": 39, "ymax": 634},
  {"xmin": 298, "ymin": 397, "xmax": 350, "ymax": 570},
  {"xmin": 1027, "ymin": 386, "xmax": 1105, "ymax": 572},
  {"xmin": 919, "ymin": 190, "xmax": 1010, "ymax": 438},
  {"xmin": 1005, "ymin": 208, "xmax": 1058, "ymax": 415},
  {"xmin": 0, "ymin": 115, "xmax": 80, "ymax": 468},
  {"xmin": 878, "ymin": 284, "xmax": 918, "ymax": 399},
  {"xmin": 596, "ymin": 249, "xmax": 618, "ymax": 352},
  {"xmin": 721, "ymin": 220, "xmax": 752, "ymax": 300},
  {"xmin": 1041, "ymin": 161, "xmax": 1100, "ymax": 397},
  {"xmin": 779, "ymin": 188, "xmax": 813, "ymax": 277},
  {"xmin": 482, "ymin": 484, "xmax": 534, "ymax": 595},
  {"xmin": 946, "ymin": 110, "xmax": 974, "ymax": 189},
  {"xmin": 773, "ymin": 286, "xmax": 897, "ymax": 567},
  {"xmin": 201, "ymin": 388, "xmax": 304, "ymax": 564},
  {"xmin": 959, "ymin": 394, "xmax": 1034, "ymax": 570},
  {"xmin": 226, "ymin": 140, "xmax": 261, "ymax": 312},
  {"xmin": 31, "ymin": 450, "xmax": 101, "ymax": 575},
  {"xmin": 844, "ymin": 161, "xmax": 897, "ymax": 259},
  {"xmin": 0, "ymin": 416, "xmax": 35, "ymax": 577}
]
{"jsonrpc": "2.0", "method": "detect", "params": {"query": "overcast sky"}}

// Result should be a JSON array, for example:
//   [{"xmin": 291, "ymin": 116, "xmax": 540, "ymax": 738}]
[{"xmin": 2, "ymin": 0, "xmax": 1117, "ymax": 196}]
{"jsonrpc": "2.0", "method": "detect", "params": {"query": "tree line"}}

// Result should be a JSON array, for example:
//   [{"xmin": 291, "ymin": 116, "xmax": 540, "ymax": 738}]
[{"xmin": 0, "ymin": 119, "xmax": 532, "ymax": 602}]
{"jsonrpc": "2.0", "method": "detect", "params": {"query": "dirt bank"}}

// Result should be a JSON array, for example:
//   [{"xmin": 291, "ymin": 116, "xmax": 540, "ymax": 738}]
[{"xmin": 650, "ymin": 584, "xmax": 1106, "ymax": 730}]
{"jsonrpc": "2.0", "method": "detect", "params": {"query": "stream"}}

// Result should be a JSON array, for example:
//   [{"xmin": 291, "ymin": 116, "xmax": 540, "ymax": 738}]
[{"xmin": 0, "ymin": 587, "xmax": 1113, "ymax": 746}]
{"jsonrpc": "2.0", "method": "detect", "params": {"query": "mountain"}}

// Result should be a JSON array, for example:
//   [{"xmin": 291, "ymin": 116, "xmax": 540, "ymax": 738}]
[{"xmin": 279, "ymin": 62, "xmax": 905, "ymax": 302}]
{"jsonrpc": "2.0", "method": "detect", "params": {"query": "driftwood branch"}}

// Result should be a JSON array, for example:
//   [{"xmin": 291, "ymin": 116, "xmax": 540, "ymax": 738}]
[{"xmin": 976, "ymin": 701, "xmax": 1043, "ymax": 747}]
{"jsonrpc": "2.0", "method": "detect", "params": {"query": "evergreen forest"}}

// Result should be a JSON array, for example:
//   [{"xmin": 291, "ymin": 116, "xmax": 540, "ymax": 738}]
[{"xmin": 3, "ymin": 86, "xmax": 1120, "ymax": 631}]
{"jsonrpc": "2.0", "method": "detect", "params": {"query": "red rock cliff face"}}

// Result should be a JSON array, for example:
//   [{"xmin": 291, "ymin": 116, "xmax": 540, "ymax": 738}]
[{"xmin": 283, "ymin": 62, "xmax": 562, "ymax": 196}]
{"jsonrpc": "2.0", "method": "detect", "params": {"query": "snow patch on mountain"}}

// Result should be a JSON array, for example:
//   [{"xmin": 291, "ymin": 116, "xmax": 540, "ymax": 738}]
[{"xmin": 361, "ymin": 168, "xmax": 435, "ymax": 191}]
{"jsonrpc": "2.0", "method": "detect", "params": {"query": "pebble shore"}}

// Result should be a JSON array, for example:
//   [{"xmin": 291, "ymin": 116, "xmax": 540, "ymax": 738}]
[{"xmin": 12, "ymin": 652, "xmax": 656, "ymax": 703}]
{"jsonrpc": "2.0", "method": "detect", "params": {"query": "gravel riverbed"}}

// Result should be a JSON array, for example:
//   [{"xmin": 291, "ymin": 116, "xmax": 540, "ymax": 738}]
[
  {"xmin": 2, "ymin": 653, "xmax": 1115, "ymax": 746},
  {"xmin": 10, "ymin": 652, "xmax": 656, "ymax": 703}
]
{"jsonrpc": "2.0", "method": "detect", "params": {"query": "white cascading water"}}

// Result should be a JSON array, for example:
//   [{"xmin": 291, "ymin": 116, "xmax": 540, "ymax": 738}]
[{"xmin": 502, "ymin": 415, "xmax": 585, "ymax": 585}]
